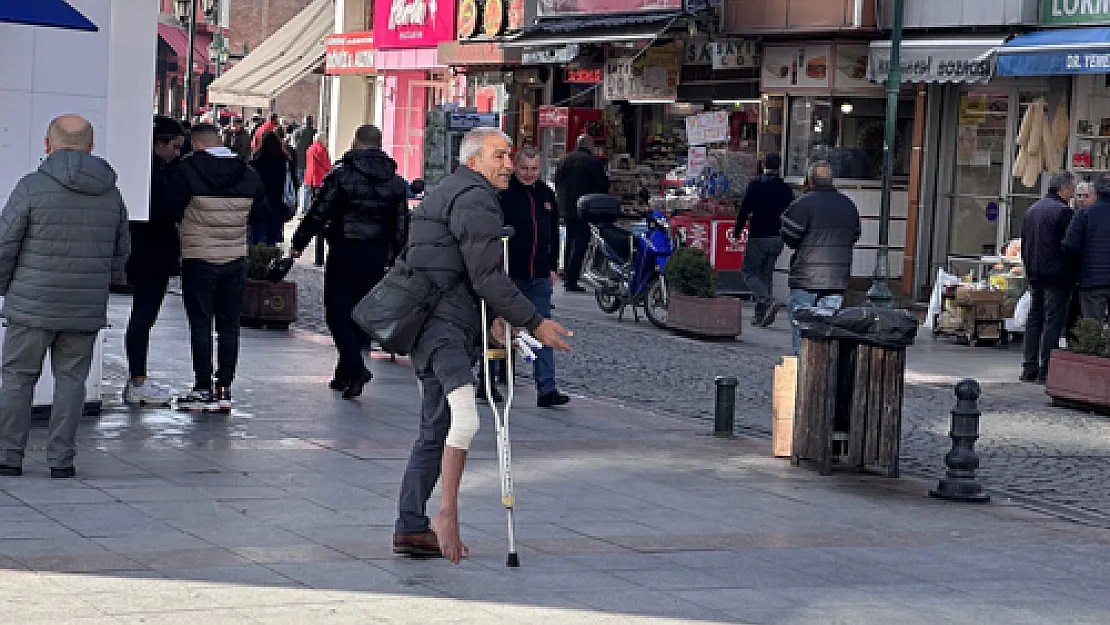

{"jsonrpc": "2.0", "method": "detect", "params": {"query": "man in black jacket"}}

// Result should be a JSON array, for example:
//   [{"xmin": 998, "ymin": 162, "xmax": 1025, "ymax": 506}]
[
  {"xmin": 555, "ymin": 135, "xmax": 609, "ymax": 292},
  {"xmin": 781, "ymin": 161, "xmax": 861, "ymax": 355},
  {"xmin": 1064, "ymin": 173, "xmax": 1110, "ymax": 325},
  {"xmin": 1021, "ymin": 172, "xmax": 1076, "ymax": 383},
  {"xmin": 733, "ymin": 153, "xmax": 794, "ymax": 327},
  {"xmin": 500, "ymin": 146, "xmax": 569, "ymax": 408},
  {"xmin": 393, "ymin": 127, "xmax": 572, "ymax": 564},
  {"xmin": 291, "ymin": 125, "xmax": 408, "ymax": 399}
]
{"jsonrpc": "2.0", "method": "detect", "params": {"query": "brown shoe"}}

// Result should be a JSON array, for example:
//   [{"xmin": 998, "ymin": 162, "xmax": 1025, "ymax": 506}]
[{"xmin": 393, "ymin": 530, "xmax": 443, "ymax": 558}]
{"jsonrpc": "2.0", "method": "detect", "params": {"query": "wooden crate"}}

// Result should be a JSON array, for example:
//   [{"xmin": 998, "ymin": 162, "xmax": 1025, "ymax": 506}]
[{"xmin": 772, "ymin": 356, "xmax": 798, "ymax": 458}]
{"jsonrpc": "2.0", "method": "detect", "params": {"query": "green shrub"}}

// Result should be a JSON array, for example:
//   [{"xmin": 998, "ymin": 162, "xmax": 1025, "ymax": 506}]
[
  {"xmin": 664, "ymin": 246, "xmax": 717, "ymax": 298},
  {"xmin": 1069, "ymin": 318, "xmax": 1110, "ymax": 358},
  {"xmin": 247, "ymin": 244, "xmax": 283, "ymax": 280}
]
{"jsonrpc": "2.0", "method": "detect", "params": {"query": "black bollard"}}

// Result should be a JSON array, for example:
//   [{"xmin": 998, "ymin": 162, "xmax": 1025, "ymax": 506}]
[
  {"xmin": 714, "ymin": 376, "xmax": 737, "ymax": 437},
  {"xmin": 930, "ymin": 379, "xmax": 990, "ymax": 503},
  {"xmin": 314, "ymin": 234, "xmax": 325, "ymax": 267}
]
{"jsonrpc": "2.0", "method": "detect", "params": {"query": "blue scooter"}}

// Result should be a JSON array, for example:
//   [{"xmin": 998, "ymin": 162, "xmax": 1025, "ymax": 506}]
[{"xmin": 578, "ymin": 194, "xmax": 673, "ymax": 329}]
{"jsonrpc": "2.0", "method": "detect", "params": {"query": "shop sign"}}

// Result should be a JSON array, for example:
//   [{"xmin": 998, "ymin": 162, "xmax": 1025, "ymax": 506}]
[
  {"xmin": 325, "ymin": 32, "xmax": 376, "ymax": 75},
  {"xmin": 458, "ymin": 0, "xmax": 479, "ymax": 38},
  {"xmin": 713, "ymin": 221, "xmax": 745, "ymax": 270},
  {"xmin": 711, "ymin": 39, "xmax": 759, "ymax": 70},
  {"xmin": 374, "ymin": 0, "xmax": 456, "ymax": 49},
  {"xmin": 762, "ymin": 45, "xmax": 831, "ymax": 90},
  {"xmin": 564, "ymin": 68, "xmax": 602, "ymax": 83},
  {"xmin": 524, "ymin": 44, "xmax": 579, "ymax": 64},
  {"xmin": 538, "ymin": 0, "xmax": 682, "ymax": 18},
  {"xmin": 685, "ymin": 111, "xmax": 729, "ymax": 146},
  {"xmin": 603, "ymin": 43, "xmax": 681, "ymax": 102},
  {"xmin": 687, "ymin": 146, "xmax": 707, "ymax": 175},
  {"xmin": 1043, "ymin": 0, "xmax": 1110, "ymax": 25},
  {"xmin": 868, "ymin": 45, "xmax": 993, "ymax": 84},
  {"xmin": 538, "ymin": 106, "xmax": 569, "ymax": 128},
  {"xmin": 507, "ymin": 0, "xmax": 525, "ymax": 30},
  {"xmin": 484, "ymin": 0, "xmax": 504, "ymax": 35},
  {"xmin": 437, "ymin": 41, "xmax": 521, "ymax": 65}
]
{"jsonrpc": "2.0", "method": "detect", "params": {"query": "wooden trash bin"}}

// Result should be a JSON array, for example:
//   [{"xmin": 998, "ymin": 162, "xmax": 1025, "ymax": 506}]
[{"xmin": 791, "ymin": 337, "xmax": 906, "ymax": 477}]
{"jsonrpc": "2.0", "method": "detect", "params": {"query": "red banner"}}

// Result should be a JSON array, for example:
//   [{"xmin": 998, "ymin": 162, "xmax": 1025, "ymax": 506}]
[
  {"xmin": 375, "ymin": 0, "xmax": 457, "ymax": 49},
  {"xmin": 537, "ymin": 0, "xmax": 681, "ymax": 17},
  {"xmin": 325, "ymin": 32, "xmax": 376, "ymax": 75},
  {"xmin": 538, "ymin": 106, "xmax": 569, "ymax": 128}
]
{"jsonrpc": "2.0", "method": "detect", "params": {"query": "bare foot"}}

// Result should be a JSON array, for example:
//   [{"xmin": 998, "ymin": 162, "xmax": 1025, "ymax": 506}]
[{"xmin": 431, "ymin": 510, "xmax": 468, "ymax": 564}]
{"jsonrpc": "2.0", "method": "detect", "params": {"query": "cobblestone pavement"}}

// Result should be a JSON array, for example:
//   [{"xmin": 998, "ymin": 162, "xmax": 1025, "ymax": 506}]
[{"xmin": 286, "ymin": 261, "xmax": 1110, "ymax": 525}]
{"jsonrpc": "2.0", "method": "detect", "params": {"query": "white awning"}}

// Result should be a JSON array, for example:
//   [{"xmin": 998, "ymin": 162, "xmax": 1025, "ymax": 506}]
[
  {"xmin": 867, "ymin": 38, "xmax": 1005, "ymax": 84},
  {"xmin": 207, "ymin": 0, "xmax": 334, "ymax": 108}
]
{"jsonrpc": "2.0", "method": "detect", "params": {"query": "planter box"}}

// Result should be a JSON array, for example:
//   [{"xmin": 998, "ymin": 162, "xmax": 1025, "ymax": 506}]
[
  {"xmin": 1046, "ymin": 349, "xmax": 1110, "ymax": 410},
  {"xmin": 667, "ymin": 293, "xmax": 742, "ymax": 338},
  {"xmin": 242, "ymin": 279, "xmax": 297, "ymax": 329}
]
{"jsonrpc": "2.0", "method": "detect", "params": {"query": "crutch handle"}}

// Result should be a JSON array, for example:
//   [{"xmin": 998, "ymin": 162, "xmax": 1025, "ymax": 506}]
[{"xmin": 501, "ymin": 226, "xmax": 515, "ymax": 239}]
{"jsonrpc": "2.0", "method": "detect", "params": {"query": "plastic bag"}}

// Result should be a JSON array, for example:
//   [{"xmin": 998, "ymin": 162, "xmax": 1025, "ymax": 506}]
[
  {"xmin": 1012, "ymin": 290, "xmax": 1031, "ymax": 329},
  {"xmin": 796, "ymin": 307, "xmax": 919, "ymax": 349},
  {"xmin": 923, "ymin": 268, "xmax": 960, "ymax": 329}
]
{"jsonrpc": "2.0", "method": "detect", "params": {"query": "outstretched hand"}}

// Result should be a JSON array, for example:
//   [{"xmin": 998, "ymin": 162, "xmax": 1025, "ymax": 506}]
[{"xmin": 533, "ymin": 319, "xmax": 573, "ymax": 352}]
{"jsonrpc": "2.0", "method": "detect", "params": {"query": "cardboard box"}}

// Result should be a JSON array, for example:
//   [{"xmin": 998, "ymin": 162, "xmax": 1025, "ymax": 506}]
[{"xmin": 772, "ymin": 356, "xmax": 798, "ymax": 458}]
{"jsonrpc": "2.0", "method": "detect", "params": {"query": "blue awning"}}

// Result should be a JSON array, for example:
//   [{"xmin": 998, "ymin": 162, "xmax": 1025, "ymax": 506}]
[
  {"xmin": 0, "ymin": 0, "xmax": 98, "ymax": 32},
  {"xmin": 997, "ymin": 28, "xmax": 1110, "ymax": 76}
]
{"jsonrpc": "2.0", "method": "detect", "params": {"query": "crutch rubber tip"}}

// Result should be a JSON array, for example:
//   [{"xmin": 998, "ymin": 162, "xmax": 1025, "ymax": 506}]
[{"xmin": 506, "ymin": 553, "xmax": 520, "ymax": 568}]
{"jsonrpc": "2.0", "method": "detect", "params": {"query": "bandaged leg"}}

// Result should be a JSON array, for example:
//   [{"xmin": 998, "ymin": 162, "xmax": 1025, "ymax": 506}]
[{"xmin": 444, "ymin": 384, "xmax": 479, "ymax": 450}]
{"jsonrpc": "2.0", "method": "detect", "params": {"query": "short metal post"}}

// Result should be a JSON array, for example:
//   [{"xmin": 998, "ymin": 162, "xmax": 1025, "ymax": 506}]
[
  {"xmin": 714, "ymin": 376, "xmax": 737, "ymax": 437},
  {"xmin": 314, "ymin": 234, "xmax": 325, "ymax": 267},
  {"xmin": 930, "ymin": 379, "xmax": 990, "ymax": 503}
]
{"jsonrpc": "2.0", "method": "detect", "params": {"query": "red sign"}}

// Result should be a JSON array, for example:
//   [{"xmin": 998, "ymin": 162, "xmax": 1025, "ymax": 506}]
[
  {"xmin": 374, "ymin": 0, "xmax": 457, "ymax": 50},
  {"xmin": 564, "ymin": 68, "xmax": 602, "ymax": 83},
  {"xmin": 538, "ymin": 106, "xmax": 569, "ymax": 128},
  {"xmin": 325, "ymin": 32, "xmax": 376, "ymax": 75},
  {"xmin": 458, "ymin": 0, "xmax": 478, "ymax": 37},
  {"xmin": 712, "ymin": 221, "xmax": 746, "ymax": 272},
  {"xmin": 507, "ymin": 0, "xmax": 525, "ymax": 30},
  {"xmin": 537, "ymin": 0, "xmax": 681, "ymax": 17},
  {"xmin": 484, "ymin": 0, "xmax": 504, "ymax": 35}
]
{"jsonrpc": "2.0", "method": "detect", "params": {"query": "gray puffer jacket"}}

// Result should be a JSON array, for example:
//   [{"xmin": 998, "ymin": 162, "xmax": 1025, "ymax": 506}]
[
  {"xmin": 0, "ymin": 151, "xmax": 130, "ymax": 331},
  {"xmin": 405, "ymin": 166, "xmax": 541, "ymax": 339}
]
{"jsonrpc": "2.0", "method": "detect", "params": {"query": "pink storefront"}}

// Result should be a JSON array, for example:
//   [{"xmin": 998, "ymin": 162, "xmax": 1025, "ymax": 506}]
[{"xmin": 374, "ymin": 0, "xmax": 461, "ymax": 181}]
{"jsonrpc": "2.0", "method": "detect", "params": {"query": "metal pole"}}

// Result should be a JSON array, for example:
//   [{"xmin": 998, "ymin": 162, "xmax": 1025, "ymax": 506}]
[
  {"xmin": 866, "ymin": 0, "xmax": 904, "ymax": 308},
  {"xmin": 713, "ymin": 377, "xmax": 737, "ymax": 437},
  {"xmin": 183, "ymin": 0, "xmax": 198, "ymax": 121}
]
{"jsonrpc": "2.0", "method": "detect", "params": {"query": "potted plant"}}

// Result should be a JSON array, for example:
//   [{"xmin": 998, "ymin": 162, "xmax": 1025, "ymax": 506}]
[
  {"xmin": 663, "ymin": 247, "xmax": 742, "ymax": 338},
  {"xmin": 1046, "ymin": 318, "xmax": 1110, "ymax": 410},
  {"xmin": 241, "ymin": 244, "xmax": 298, "ymax": 329}
]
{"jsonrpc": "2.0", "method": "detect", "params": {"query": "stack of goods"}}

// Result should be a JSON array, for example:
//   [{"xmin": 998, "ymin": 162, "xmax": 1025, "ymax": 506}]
[{"xmin": 1012, "ymin": 98, "xmax": 1069, "ymax": 188}]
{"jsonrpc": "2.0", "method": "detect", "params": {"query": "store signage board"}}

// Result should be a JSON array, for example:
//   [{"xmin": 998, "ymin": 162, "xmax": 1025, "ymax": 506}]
[
  {"xmin": 325, "ymin": 32, "xmax": 376, "ymax": 74},
  {"xmin": 437, "ymin": 41, "xmax": 520, "ymax": 65},
  {"xmin": 538, "ymin": 0, "xmax": 681, "ymax": 17},
  {"xmin": 524, "ymin": 44, "xmax": 579, "ymax": 64},
  {"xmin": 835, "ymin": 44, "xmax": 873, "ymax": 90},
  {"xmin": 1043, "ymin": 0, "xmax": 1110, "ymax": 24},
  {"xmin": 711, "ymin": 39, "xmax": 759, "ymax": 70},
  {"xmin": 565, "ymin": 68, "xmax": 602, "ymax": 83},
  {"xmin": 686, "ymin": 111, "xmax": 729, "ymax": 146},
  {"xmin": 762, "ymin": 45, "xmax": 831, "ymax": 90},
  {"xmin": 868, "ymin": 45, "xmax": 993, "ymax": 84},
  {"xmin": 539, "ymin": 106, "xmax": 569, "ymax": 128},
  {"xmin": 603, "ymin": 44, "xmax": 681, "ymax": 102},
  {"xmin": 687, "ymin": 146, "xmax": 707, "ymax": 174},
  {"xmin": 374, "ymin": 0, "xmax": 456, "ymax": 49}
]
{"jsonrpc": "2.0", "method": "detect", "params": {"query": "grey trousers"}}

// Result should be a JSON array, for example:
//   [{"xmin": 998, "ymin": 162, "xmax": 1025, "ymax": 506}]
[
  {"xmin": 0, "ymin": 323, "xmax": 96, "ymax": 469},
  {"xmin": 395, "ymin": 319, "xmax": 479, "ymax": 535},
  {"xmin": 741, "ymin": 236, "xmax": 784, "ymax": 317}
]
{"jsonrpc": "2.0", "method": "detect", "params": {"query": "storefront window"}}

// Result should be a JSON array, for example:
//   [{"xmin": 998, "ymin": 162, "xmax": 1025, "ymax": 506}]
[{"xmin": 785, "ymin": 96, "xmax": 913, "ymax": 181}]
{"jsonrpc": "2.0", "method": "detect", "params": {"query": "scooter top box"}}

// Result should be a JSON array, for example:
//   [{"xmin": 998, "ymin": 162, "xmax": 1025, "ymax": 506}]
[{"xmin": 577, "ymin": 194, "xmax": 621, "ymax": 224}]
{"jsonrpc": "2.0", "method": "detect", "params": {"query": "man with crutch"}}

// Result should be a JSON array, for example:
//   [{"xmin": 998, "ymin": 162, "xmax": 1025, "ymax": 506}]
[{"xmin": 393, "ymin": 127, "xmax": 572, "ymax": 564}]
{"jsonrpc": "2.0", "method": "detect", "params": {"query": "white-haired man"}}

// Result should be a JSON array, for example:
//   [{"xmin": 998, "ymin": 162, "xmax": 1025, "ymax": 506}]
[{"xmin": 393, "ymin": 127, "xmax": 572, "ymax": 564}]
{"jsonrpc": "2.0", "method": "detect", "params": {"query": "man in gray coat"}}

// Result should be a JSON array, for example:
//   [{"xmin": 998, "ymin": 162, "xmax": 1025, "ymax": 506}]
[
  {"xmin": 0, "ymin": 115, "xmax": 130, "ymax": 478},
  {"xmin": 393, "ymin": 127, "xmax": 572, "ymax": 564}
]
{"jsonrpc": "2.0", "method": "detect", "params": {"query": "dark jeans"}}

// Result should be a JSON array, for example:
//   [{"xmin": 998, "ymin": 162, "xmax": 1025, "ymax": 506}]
[
  {"xmin": 181, "ymin": 258, "xmax": 247, "ymax": 389},
  {"xmin": 513, "ymin": 277, "xmax": 556, "ymax": 394},
  {"xmin": 1080, "ymin": 288, "xmax": 1110, "ymax": 324},
  {"xmin": 563, "ymin": 218, "xmax": 591, "ymax": 287},
  {"xmin": 741, "ymin": 236, "xmax": 784, "ymax": 318},
  {"xmin": 325, "ymin": 240, "xmax": 390, "ymax": 382},
  {"xmin": 125, "ymin": 273, "xmax": 170, "ymax": 379},
  {"xmin": 1023, "ymin": 285, "xmax": 1071, "ymax": 378}
]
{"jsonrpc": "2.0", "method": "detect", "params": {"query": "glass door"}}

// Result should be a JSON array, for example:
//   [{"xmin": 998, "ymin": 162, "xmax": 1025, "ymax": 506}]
[
  {"xmin": 403, "ymin": 80, "xmax": 448, "ymax": 181},
  {"xmin": 949, "ymin": 90, "xmax": 1012, "ymax": 258}
]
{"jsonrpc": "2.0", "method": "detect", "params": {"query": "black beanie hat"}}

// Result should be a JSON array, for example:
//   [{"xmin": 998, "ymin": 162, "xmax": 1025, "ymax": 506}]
[{"xmin": 153, "ymin": 115, "xmax": 184, "ymax": 141}]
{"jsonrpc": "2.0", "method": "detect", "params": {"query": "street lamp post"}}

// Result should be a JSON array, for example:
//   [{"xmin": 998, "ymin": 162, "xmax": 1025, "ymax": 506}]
[
  {"xmin": 866, "ymin": 0, "xmax": 905, "ymax": 308},
  {"xmin": 208, "ymin": 32, "xmax": 228, "ymax": 80},
  {"xmin": 174, "ymin": 0, "xmax": 199, "ymax": 121}
]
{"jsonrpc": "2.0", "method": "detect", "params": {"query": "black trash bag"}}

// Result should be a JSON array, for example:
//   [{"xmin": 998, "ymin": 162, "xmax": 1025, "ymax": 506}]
[{"xmin": 795, "ymin": 306, "xmax": 919, "ymax": 348}]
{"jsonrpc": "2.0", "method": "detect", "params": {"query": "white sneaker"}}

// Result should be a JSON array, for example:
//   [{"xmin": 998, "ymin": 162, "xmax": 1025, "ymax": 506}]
[{"xmin": 122, "ymin": 380, "xmax": 173, "ymax": 407}]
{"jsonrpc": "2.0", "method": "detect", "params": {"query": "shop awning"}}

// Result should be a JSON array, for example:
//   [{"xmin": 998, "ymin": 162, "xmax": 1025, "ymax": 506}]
[
  {"xmin": 157, "ymin": 23, "xmax": 213, "ymax": 73},
  {"xmin": 207, "ymin": 0, "xmax": 333, "ymax": 108},
  {"xmin": 996, "ymin": 28, "xmax": 1110, "ymax": 76},
  {"xmin": 0, "ymin": 0, "xmax": 97, "ymax": 31},
  {"xmin": 500, "ymin": 12, "xmax": 682, "ymax": 49},
  {"xmin": 868, "ymin": 38, "xmax": 1003, "ymax": 84}
]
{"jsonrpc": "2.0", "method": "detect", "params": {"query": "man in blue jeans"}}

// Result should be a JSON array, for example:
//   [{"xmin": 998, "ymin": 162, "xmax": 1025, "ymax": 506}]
[
  {"xmin": 499, "ymin": 147, "xmax": 569, "ymax": 408},
  {"xmin": 781, "ymin": 161, "xmax": 861, "ymax": 355}
]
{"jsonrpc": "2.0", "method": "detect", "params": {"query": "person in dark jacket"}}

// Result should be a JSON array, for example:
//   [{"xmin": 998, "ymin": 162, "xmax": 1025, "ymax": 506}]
[
  {"xmin": 392, "ymin": 127, "xmax": 572, "ymax": 564},
  {"xmin": 0, "ymin": 115, "xmax": 130, "ymax": 478},
  {"xmin": 555, "ymin": 135, "xmax": 609, "ymax": 292},
  {"xmin": 498, "ymin": 146, "xmax": 569, "ymax": 408},
  {"xmin": 1063, "ymin": 172, "xmax": 1110, "ymax": 325},
  {"xmin": 290, "ymin": 125, "xmax": 408, "ymax": 398},
  {"xmin": 222, "ymin": 118, "xmax": 251, "ymax": 161},
  {"xmin": 249, "ymin": 131, "xmax": 298, "ymax": 246},
  {"xmin": 733, "ymin": 153, "xmax": 794, "ymax": 327},
  {"xmin": 166, "ymin": 124, "xmax": 269, "ymax": 413},
  {"xmin": 122, "ymin": 116, "xmax": 184, "ymax": 408},
  {"xmin": 781, "ymin": 161, "xmax": 861, "ymax": 355},
  {"xmin": 1020, "ymin": 172, "xmax": 1076, "ymax": 383}
]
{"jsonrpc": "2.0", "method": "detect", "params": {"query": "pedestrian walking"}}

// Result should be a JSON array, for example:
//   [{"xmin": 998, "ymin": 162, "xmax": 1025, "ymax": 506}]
[
  {"xmin": 781, "ymin": 161, "xmax": 861, "ymax": 355},
  {"xmin": 392, "ymin": 127, "xmax": 571, "ymax": 563},
  {"xmin": 222, "ymin": 118, "xmax": 251, "ymax": 161},
  {"xmin": 1063, "ymin": 172, "xmax": 1110, "ymax": 325},
  {"xmin": 302, "ymin": 134, "xmax": 331, "ymax": 217},
  {"xmin": 249, "ymin": 131, "xmax": 298, "ymax": 246},
  {"xmin": 292, "ymin": 117, "xmax": 315, "ymax": 183},
  {"xmin": 499, "ymin": 146, "xmax": 570, "ymax": 408},
  {"xmin": 1064, "ymin": 181, "xmax": 1096, "ymax": 336},
  {"xmin": 123, "ymin": 116, "xmax": 185, "ymax": 407},
  {"xmin": 555, "ymin": 135, "xmax": 608, "ymax": 292},
  {"xmin": 1020, "ymin": 172, "xmax": 1076, "ymax": 383},
  {"xmin": 0, "ymin": 115, "xmax": 130, "ymax": 478},
  {"xmin": 732, "ymin": 153, "xmax": 794, "ymax": 327},
  {"xmin": 166, "ymin": 123, "xmax": 269, "ymax": 413},
  {"xmin": 290, "ymin": 125, "xmax": 408, "ymax": 399},
  {"xmin": 251, "ymin": 113, "xmax": 278, "ymax": 153}
]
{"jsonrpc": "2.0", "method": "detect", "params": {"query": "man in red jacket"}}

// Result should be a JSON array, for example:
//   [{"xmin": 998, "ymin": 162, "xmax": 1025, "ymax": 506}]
[
  {"xmin": 251, "ymin": 113, "xmax": 279, "ymax": 153},
  {"xmin": 301, "ymin": 134, "xmax": 332, "ymax": 216}
]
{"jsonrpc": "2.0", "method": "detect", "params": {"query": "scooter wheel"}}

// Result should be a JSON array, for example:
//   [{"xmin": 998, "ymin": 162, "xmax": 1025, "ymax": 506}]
[{"xmin": 643, "ymin": 279, "xmax": 669, "ymax": 329}]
